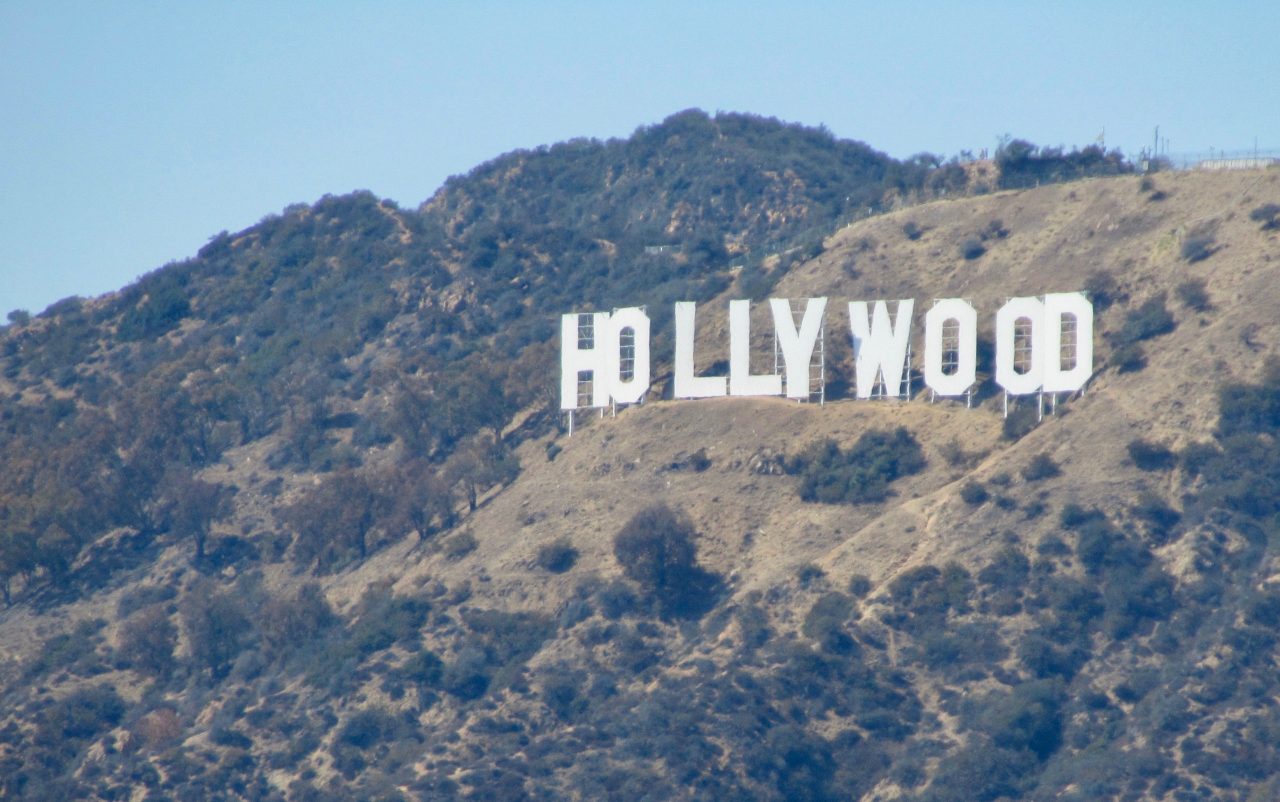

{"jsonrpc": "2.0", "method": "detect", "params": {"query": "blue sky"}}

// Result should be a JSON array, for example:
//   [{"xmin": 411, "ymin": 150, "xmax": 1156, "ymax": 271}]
[{"xmin": 2, "ymin": 2, "xmax": 1277, "ymax": 316}]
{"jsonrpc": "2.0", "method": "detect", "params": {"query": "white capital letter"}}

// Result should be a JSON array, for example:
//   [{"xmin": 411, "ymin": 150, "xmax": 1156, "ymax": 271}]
[
  {"xmin": 849, "ymin": 299, "xmax": 915, "ymax": 399},
  {"xmin": 674, "ymin": 302, "xmax": 727, "ymax": 399},
  {"xmin": 995, "ymin": 296, "xmax": 1043, "ymax": 395},
  {"xmin": 606, "ymin": 307, "xmax": 652, "ymax": 404},
  {"xmin": 770, "ymin": 297, "xmax": 827, "ymax": 399},
  {"xmin": 561, "ymin": 312, "xmax": 611, "ymax": 409},
  {"xmin": 1041, "ymin": 292, "xmax": 1094, "ymax": 393},
  {"xmin": 923, "ymin": 298, "xmax": 977, "ymax": 396},
  {"xmin": 729, "ymin": 300, "xmax": 782, "ymax": 397}
]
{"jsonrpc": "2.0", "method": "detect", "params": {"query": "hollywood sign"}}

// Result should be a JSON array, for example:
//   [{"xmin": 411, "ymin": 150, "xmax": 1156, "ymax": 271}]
[{"xmin": 560, "ymin": 294, "xmax": 1093, "ymax": 410}]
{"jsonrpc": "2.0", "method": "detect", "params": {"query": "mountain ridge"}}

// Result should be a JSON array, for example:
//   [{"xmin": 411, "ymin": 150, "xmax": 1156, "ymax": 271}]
[{"xmin": 1, "ymin": 115, "xmax": 1279, "ymax": 800}]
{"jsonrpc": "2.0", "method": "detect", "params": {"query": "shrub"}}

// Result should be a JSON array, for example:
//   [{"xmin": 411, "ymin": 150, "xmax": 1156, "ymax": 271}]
[
  {"xmin": 350, "ymin": 588, "xmax": 430, "ymax": 656},
  {"xmin": 596, "ymin": 579, "xmax": 638, "ymax": 619},
  {"xmin": 259, "ymin": 583, "xmax": 337, "ymax": 661},
  {"xmin": 982, "ymin": 219, "xmax": 1009, "ymax": 240},
  {"xmin": 613, "ymin": 504, "xmax": 720, "ymax": 618},
  {"xmin": 441, "ymin": 646, "xmax": 490, "ymax": 700},
  {"xmin": 1216, "ymin": 361, "xmax": 1280, "ymax": 438},
  {"xmin": 400, "ymin": 649, "xmax": 444, "ymax": 687},
  {"xmin": 338, "ymin": 708, "xmax": 404, "ymax": 750},
  {"xmin": 979, "ymin": 547, "xmax": 1031, "ymax": 592},
  {"xmin": 1001, "ymin": 405, "xmax": 1039, "ymax": 441},
  {"xmin": 1022, "ymin": 453, "xmax": 1061, "ymax": 481},
  {"xmin": 1128, "ymin": 439, "xmax": 1176, "ymax": 471},
  {"xmin": 116, "ymin": 584, "xmax": 177, "ymax": 618},
  {"xmin": 959, "ymin": 237, "xmax": 986, "ymax": 260},
  {"xmin": 1115, "ymin": 293, "xmax": 1175, "ymax": 346},
  {"xmin": 1176, "ymin": 279, "xmax": 1211, "ymax": 312},
  {"xmin": 847, "ymin": 574, "xmax": 873, "ymax": 598},
  {"xmin": 1060, "ymin": 508, "xmax": 1105, "ymax": 537},
  {"xmin": 1083, "ymin": 270, "xmax": 1120, "ymax": 310},
  {"xmin": 37, "ymin": 685, "xmax": 126, "ymax": 744},
  {"xmin": 132, "ymin": 708, "xmax": 184, "ymax": 751},
  {"xmin": 1249, "ymin": 202, "xmax": 1280, "ymax": 230},
  {"xmin": 1131, "ymin": 493, "xmax": 1181, "ymax": 544},
  {"xmin": 441, "ymin": 530, "xmax": 477, "ymax": 560},
  {"xmin": 902, "ymin": 221, "xmax": 924, "ymax": 240},
  {"xmin": 939, "ymin": 437, "xmax": 980, "ymax": 467},
  {"xmin": 797, "ymin": 562, "xmax": 826, "ymax": 586},
  {"xmin": 791, "ymin": 428, "xmax": 925, "ymax": 505},
  {"xmin": 975, "ymin": 680, "xmax": 1066, "ymax": 759},
  {"xmin": 959, "ymin": 481, "xmax": 989, "ymax": 506},
  {"xmin": 1111, "ymin": 342, "xmax": 1147, "ymax": 373},
  {"xmin": 1181, "ymin": 234, "xmax": 1216, "ymax": 263},
  {"xmin": 535, "ymin": 538, "xmax": 579, "ymax": 573},
  {"xmin": 182, "ymin": 583, "xmax": 253, "ymax": 681},
  {"xmin": 688, "ymin": 447, "xmax": 711, "ymax": 472},
  {"xmin": 541, "ymin": 668, "xmax": 587, "ymax": 721},
  {"xmin": 118, "ymin": 606, "xmax": 177, "ymax": 678},
  {"xmin": 1179, "ymin": 441, "xmax": 1221, "ymax": 475},
  {"xmin": 803, "ymin": 592, "xmax": 856, "ymax": 652}
]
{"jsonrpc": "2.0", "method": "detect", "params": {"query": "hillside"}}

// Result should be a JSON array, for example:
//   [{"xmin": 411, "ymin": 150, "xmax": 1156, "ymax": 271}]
[{"xmin": 1, "ymin": 116, "xmax": 1279, "ymax": 801}]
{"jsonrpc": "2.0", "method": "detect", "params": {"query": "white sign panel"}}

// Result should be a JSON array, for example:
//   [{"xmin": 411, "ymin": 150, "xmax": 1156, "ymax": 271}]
[{"xmin": 561, "ymin": 294, "xmax": 1094, "ymax": 410}]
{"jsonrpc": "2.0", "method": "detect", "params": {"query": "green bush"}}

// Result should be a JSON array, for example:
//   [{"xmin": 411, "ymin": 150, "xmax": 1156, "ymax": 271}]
[
  {"xmin": 791, "ymin": 428, "xmax": 925, "ymax": 505},
  {"xmin": 1001, "ymin": 405, "xmax": 1039, "ymax": 440},
  {"xmin": 613, "ymin": 504, "xmax": 720, "ymax": 618},
  {"xmin": 1115, "ymin": 293, "xmax": 1176, "ymax": 346},
  {"xmin": 847, "ymin": 574, "xmax": 873, "ymax": 597},
  {"xmin": 1060, "ymin": 503, "xmax": 1104, "ymax": 529},
  {"xmin": 1181, "ymin": 234, "xmax": 1216, "ymax": 263},
  {"xmin": 1176, "ymin": 279, "xmax": 1211, "ymax": 312},
  {"xmin": 1131, "ymin": 494, "xmax": 1181, "ymax": 544},
  {"xmin": 399, "ymin": 650, "xmax": 444, "ymax": 687},
  {"xmin": 1128, "ymin": 439, "xmax": 1175, "ymax": 471},
  {"xmin": 1083, "ymin": 270, "xmax": 1120, "ymax": 310},
  {"xmin": 535, "ymin": 538, "xmax": 579, "ymax": 573},
  {"xmin": 337, "ymin": 708, "xmax": 405, "ymax": 750},
  {"xmin": 350, "ymin": 588, "xmax": 430, "ymax": 656},
  {"xmin": 36, "ymin": 685, "xmax": 126, "ymax": 744},
  {"xmin": 441, "ymin": 530, "xmax": 477, "ymax": 560},
  {"xmin": 803, "ymin": 592, "xmax": 856, "ymax": 653},
  {"xmin": 959, "ymin": 481, "xmax": 989, "ymax": 506},
  {"xmin": 1216, "ymin": 361, "xmax": 1280, "ymax": 438},
  {"xmin": 972, "ymin": 679, "xmax": 1065, "ymax": 759},
  {"xmin": 259, "ymin": 583, "xmax": 338, "ymax": 661},
  {"xmin": 1111, "ymin": 342, "xmax": 1147, "ymax": 373},
  {"xmin": 959, "ymin": 237, "xmax": 986, "ymax": 260},
  {"xmin": 181, "ymin": 583, "xmax": 253, "ymax": 681},
  {"xmin": 117, "ymin": 606, "xmax": 177, "ymax": 678},
  {"xmin": 1249, "ymin": 202, "xmax": 1280, "ymax": 230},
  {"xmin": 1022, "ymin": 453, "xmax": 1061, "ymax": 481}
]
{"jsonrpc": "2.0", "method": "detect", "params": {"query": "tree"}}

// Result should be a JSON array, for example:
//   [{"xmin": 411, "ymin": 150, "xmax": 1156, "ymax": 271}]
[
  {"xmin": 445, "ymin": 432, "xmax": 519, "ymax": 513},
  {"xmin": 613, "ymin": 504, "xmax": 720, "ymax": 618},
  {"xmin": 118, "ymin": 606, "xmax": 177, "ymax": 678},
  {"xmin": 0, "ymin": 530, "xmax": 37, "ymax": 606},
  {"xmin": 283, "ymin": 470, "xmax": 380, "ymax": 570},
  {"xmin": 380, "ymin": 457, "xmax": 457, "ymax": 541},
  {"xmin": 155, "ymin": 472, "xmax": 234, "ymax": 564},
  {"xmin": 36, "ymin": 524, "xmax": 76, "ymax": 580},
  {"xmin": 259, "ymin": 583, "xmax": 336, "ymax": 660},
  {"xmin": 181, "ymin": 581, "xmax": 252, "ymax": 681}
]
